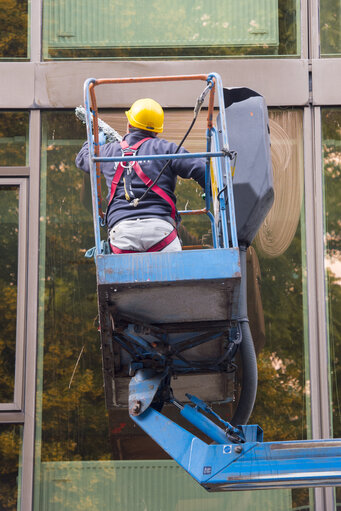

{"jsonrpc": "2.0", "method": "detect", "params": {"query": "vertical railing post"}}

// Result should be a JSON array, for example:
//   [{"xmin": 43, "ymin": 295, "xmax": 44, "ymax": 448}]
[{"xmin": 84, "ymin": 78, "xmax": 102, "ymax": 255}]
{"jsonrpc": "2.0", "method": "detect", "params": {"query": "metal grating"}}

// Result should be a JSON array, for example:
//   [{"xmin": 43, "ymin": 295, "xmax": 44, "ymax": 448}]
[
  {"xmin": 38, "ymin": 460, "xmax": 292, "ymax": 510},
  {"xmin": 45, "ymin": 0, "xmax": 278, "ymax": 49}
]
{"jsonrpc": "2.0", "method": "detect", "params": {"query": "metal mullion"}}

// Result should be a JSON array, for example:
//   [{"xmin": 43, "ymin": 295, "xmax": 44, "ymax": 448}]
[
  {"xmin": 301, "ymin": 0, "xmax": 309, "ymax": 59},
  {"xmin": 20, "ymin": 110, "xmax": 41, "ymax": 511},
  {"xmin": 312, "ymin": 108, "xmax": 331, "ymax": 441},
  {"xmin": 304, "ymin": 107, "xmax": 324, "ymax": 511},
  {"xmin": 313, "ymin": 107, "xmax": 335, "ymax": 511},
  {"xmin": 307, "ymin": 0, "xmax": 321, "ymax": 60},
  {"xmin": 305, "ymin": 105, "xmax": 334, "ymax": 511},
  {"xmin": 30, "ymin": 0, "xmax": 42, "ymax": 62},
  {"xmin": 304, "ymin": 2, "xmax": 332, "ymax": 504}
]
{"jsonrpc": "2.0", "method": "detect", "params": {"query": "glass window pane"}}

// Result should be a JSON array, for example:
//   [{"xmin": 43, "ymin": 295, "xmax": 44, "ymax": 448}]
[
  {"xmin": 251, "ymin": 110, "xmax": 309, "ymax": 438},
  {"xmin": 43, "ymin": 0, "xmax": 300, "ymax": 59},
  {"xmin": 35, "ymin": 109, "xmax": 312, "ymax": 509},
  {"xmin": 0, "ymin": 0, "xmax": 29, "ymax": 60},
  {"xmin": 0, "ymin": 424, "xmax": 23, "ymax": 511},
  {"xmin": 322, "ymin": 108, "xmax": 341, "ymax": 441},
  {"xmin": 0, "ymin": 112, "xmax": 29, "ymax": 166},
  {"xmin": 252, "ymin": 110, "xmax": 311, "ymax": 510},
  {"xmin": 0, "ymin": 185, "xmax": 19, "ymax": 402},
  {"xmin": 320, "ymin": 0, "xmax": 341, "ymax": 56},
  {"xmin": 322, "ymin": 107, "xmax": 341, "ymax": 511}
]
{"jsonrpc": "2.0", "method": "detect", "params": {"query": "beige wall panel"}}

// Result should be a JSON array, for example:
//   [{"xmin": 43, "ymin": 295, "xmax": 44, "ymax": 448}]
[
  {"xmin": 0, "ymin": 64, "xmax": 35, "ymax": 108},
  {"xmin": 34, "ymin": 60, "xmax": 309, "ymax": 108},
  {"xmin": 312, "ymin": 59, "xmax": 341, "ymax": 105}
]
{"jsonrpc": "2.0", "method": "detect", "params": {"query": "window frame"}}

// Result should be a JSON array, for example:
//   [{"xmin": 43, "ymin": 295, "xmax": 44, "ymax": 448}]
[{"xmin": 0, "ymin": 173, "xmax": 29, "ymax": 413}]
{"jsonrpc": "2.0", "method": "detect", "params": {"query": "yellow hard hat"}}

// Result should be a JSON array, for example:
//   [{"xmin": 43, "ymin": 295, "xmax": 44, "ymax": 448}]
[{"xmin": 125, "ymin": 98, "xmax": 164, "ymax": 133}]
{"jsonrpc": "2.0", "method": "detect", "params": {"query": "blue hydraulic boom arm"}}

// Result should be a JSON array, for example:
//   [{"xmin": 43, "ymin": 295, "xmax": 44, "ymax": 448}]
[{"xmin": 130, "ymin": 387, "xmax": 341, "ymax": 492}]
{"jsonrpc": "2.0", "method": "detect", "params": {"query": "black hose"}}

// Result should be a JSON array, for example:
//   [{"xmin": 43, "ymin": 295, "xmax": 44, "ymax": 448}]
[{"xmin": 231, "ymin": 245, "xmax": 258, "ymax": 426}]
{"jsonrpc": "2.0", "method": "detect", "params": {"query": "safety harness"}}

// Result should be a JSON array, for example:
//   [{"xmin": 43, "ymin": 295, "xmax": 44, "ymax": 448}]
[{"xmin": 108, "ymin": 137, "xmax": 178, "ymax": 254}]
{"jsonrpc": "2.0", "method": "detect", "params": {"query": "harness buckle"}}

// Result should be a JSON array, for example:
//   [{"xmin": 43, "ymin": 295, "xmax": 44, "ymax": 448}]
[{"xmin": 121, "ymin": 148, "xmax": 136, "ymax": 170}]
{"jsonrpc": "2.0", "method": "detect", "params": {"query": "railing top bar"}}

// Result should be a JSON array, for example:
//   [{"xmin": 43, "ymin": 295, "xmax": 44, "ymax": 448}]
[
  {"xmin": 92, "ymin": 151, "xmax": 226, "ymax": 163},
  {"xmin": 90, "ymin": 74, "xmax": 211, "ymax": 87}
]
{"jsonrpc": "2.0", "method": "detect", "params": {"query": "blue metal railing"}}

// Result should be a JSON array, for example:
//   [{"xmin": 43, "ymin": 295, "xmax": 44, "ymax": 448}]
[{"xmin": 83, "ymin": 72, "xmax": 238, "ymax": 256}]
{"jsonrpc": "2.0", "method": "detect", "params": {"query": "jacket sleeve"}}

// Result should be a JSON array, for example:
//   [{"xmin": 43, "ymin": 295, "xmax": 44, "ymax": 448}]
[
  {"xmin": 170, "ymin": 144, "xmax": 206, "ymax": 189},
  {"xmin": 75, "ymin": 142, "xmax": 90, "ymax": 173}
]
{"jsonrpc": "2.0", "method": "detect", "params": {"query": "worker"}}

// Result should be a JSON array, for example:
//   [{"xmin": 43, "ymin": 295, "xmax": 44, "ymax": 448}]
[{"xmin": 75, "ymin": 98, "xmax": 206, "ymax": 253}]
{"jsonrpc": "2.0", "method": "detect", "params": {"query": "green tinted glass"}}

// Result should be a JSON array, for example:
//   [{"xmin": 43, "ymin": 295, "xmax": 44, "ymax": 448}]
[
  {"xmin": 320, "ymin": 0, "xmax": 341, "ymax": 56},
  {"xmin": 0, "ymin": 185, "xmax": 19, "ymax": 402},
  {"xmin": 0, "ymin": 112, "xmax": 29, "ymax": 166},
  {"xmin": 43, "ymin": 0, "xmax": 300, "ymax": 59},
  {"xmin": 0, "ymin": 0, "xmax": 29, "ymax": 59},
  {"xmin": 0, "ymin": 424, "xmax": 23, "ymax": 511},
  {"xmin": 35, "ymin": 110, "xmax": 311, "ymax": 510}
]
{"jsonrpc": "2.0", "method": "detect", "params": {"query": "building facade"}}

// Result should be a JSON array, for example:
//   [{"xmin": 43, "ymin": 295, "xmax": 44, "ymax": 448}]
[{"xmin": 0, "ymin": 0, "xmax": 340, "ymax": 509}]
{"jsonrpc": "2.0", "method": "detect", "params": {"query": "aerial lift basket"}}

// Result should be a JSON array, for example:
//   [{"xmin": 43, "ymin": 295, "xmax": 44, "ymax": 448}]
[{"xmin": 82, "ymin": 73, "xmax": 341, "ymax": 492}]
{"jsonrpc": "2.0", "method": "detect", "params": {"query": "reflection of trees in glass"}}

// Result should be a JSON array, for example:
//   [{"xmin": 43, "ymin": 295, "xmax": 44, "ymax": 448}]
[
  {"xmin": 322, "ymin": 108, "xmax": 341, "ymax": 438},
  {"xmin": 0, "ymin": 187, "xmax": 18, "ymax": 402},
  {"xmin": 0, "ymin": 0, "xmax": 28, "ymax": 59},
  {"xmin": 0, "ymin": 425, "xmax": 21, "ymax": 511},
  {"xmin": 0, "ymin": 112, "xmax": 29, "ymax": 166},
  {"xmin": 176, "ymin": 178, "xmax": 213, "ymax": 247},
  {"xmin": 40, "ymin": 113, "xmax": 110, "ymax": 462},
  {"xmin": 39, "ymin": 110, "xmax": 307, "ymax": 473},
  {"xmin": 251, "ymin": 226, "xmax": 307, "ymax": 441},
  {"xmin": 277, "ymin": 0, "xmax": 298, "ymax": 55},
  {"xmin": 39, "ymin": 111, "xmax": 214, "ymax": 463},
  {"xmin": 320, "ymin": 0, "xmax": 341, "ymax": 55}
]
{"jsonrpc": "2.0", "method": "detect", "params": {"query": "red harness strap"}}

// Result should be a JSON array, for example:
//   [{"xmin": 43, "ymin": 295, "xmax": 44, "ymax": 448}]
[
  {"xmin": 110, "ymin": 226, "xmax": 178, "ymax": 254},
  {"xmin": 107, "ymin": 138, "xmax": 177, "ymax": 220}
]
